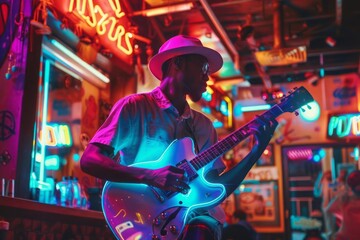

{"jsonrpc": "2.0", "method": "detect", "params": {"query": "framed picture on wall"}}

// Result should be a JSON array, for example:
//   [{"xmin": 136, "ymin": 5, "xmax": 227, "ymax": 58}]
[
  {"xmin": 235, "ymin": 180, "xmax": 280, "ymax": 227},
  {"xmin": 256, "ymin": 144, "xmax": 274, "ymax": 166}
]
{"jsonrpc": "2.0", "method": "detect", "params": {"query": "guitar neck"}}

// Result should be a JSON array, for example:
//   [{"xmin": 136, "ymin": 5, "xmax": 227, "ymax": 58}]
[{"xmin": 190, "ymin": 104, "xmax": 284, "ymax": 170}]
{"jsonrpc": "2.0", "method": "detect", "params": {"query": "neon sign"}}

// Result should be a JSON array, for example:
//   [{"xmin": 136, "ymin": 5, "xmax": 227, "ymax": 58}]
[
  {"xmin": 328, "ymin": 113, "xmax": 360, "ymax": 139},
  {"xmin": 68, "ymin": 0, "xmax": 133, "ymax": 55},
  {"xmin": 45, "ymin": 155, "xmax": 60, "ymax": 170},
  {"xmin": 39, "ymin": 123, "xmax": 73, "ymax": 147},
  {"xmin": 54, "ymin": 0, "xmax": 133, "ymax": 61}
]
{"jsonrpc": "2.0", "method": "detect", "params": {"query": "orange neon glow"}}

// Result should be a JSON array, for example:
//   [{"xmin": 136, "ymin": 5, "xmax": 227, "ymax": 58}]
[
  {"xmin": 114, "ymin": 209, "xmax": 126, "ymax": 218},
  {"xmin": 68, "ymin": 0, "xmax": 133, "ymax": 55},
  {"xmin": 39, "ymin": 126, "xmax": 57, "ymax": 147},
  {"xmin": 38, "ymin": 124, "xmax": 72, "ymax": 147},
  {"xmin": 263, "ymin": 149, "xmax": 269, "ymax": 155},
  {"xmin": 135, "ymin": 212, "xmax": 144, "ymax": 224},
  {"xmin": 223, "ymin": 96, "xmax": 233, "ymax": 128}
]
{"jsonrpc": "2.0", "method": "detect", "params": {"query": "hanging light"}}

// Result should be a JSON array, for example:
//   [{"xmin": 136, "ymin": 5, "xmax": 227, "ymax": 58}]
[{"xmin": 131, "ymin": 2, "xmax": 194, "ymax": 17}]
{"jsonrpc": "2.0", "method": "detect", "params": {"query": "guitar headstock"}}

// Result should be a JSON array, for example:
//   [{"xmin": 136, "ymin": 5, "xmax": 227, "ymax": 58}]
[{"xmin": 278, "ymin": 86, "xmax": 314, "ymax": 113}]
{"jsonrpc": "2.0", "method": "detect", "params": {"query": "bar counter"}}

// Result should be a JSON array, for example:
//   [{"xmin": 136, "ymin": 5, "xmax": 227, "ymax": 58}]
[{"xmin": 0, "ymin": 196, "xmax": 115, "ymax": 239}]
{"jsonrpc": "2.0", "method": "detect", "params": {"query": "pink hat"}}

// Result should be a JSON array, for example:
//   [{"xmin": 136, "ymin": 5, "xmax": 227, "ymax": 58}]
[
  {"xmin": 347, "ymin": 170, "xmax": 360, "ymax": 190},
  {"xmin": 148, "ymin": 35, "xmax": 223, "ymax": 80}
]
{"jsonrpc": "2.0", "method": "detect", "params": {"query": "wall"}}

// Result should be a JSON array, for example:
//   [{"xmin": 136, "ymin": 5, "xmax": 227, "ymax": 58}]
[
  {"xmin": 0, "ymin": 0, "xmax": 30, "ymax": 180},
  {"xmin": 228, "ymin": 75, "xmax": 360, "ymax": 233}
]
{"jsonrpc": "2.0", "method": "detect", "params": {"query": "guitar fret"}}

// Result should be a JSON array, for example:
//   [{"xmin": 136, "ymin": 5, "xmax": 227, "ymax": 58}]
[
  {"xmin": 230, "ymin": 135, "xmax": 238, "ymax": 141},
  {"xmin": 192, "ymin": 160, "xmax": 201, "ymax": 170},
  {"xmin": 199, "ymin": 159, "xmax": 207, "ymax": 167},
  {"xmin": 191, "ymin": 130, "xmax": 247, "ymax": 170}
]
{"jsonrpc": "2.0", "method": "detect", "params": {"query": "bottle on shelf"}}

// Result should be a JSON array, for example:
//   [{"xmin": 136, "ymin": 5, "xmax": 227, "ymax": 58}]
[
  {"xmin": 65, "ymin": 176, "xmax": 74, "ymax": 207},
  {"xmin": 55, "ymin": 176, "xmax": 69, "ymax": 207},
  {"xmin": 72, "ymin": 177, "xmax": 81, "ymax": 208}
]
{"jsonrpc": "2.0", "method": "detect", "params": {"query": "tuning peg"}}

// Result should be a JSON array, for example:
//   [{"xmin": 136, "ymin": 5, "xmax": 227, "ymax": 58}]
[{"xmin": 295, "ymin": 111, "xmax": 299, "ymax": 116}]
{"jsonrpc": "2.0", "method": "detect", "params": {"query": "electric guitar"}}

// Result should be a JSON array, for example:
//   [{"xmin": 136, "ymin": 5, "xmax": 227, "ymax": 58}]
[{"xmin": 102, "ymin": 86, "xmax": 314, "ymax": 239}]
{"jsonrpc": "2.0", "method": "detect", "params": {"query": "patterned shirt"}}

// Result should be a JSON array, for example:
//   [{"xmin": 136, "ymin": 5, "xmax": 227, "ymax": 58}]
[{"xmin": 90, "ymin": 87, "xmax": 225, "ymax": 174}]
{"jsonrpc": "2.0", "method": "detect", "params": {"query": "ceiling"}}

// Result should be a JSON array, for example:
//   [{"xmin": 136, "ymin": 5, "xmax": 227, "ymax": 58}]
[{"xmin": 123, "ymin": 0, "xmax": 360, "ymax": 92}]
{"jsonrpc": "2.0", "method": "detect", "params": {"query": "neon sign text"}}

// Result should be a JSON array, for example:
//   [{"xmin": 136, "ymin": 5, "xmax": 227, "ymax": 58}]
[
  {"xmin": 328, "ymin": 113, "xmax": 360, "ymax": 139},
  {"xmin": 39, "ymin": 124, "xmax": 73, "ymax": 147},
  {"xmin": 68, "ymin": 0, "xmax": 133, "ymax": 55}
]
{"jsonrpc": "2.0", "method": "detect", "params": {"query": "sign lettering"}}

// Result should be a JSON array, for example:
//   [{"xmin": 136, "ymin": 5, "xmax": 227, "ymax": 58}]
[
  {"xmin": 68, "ymin": 0, "xmax": 133, "ymax": 56},
  {"xmin": 328, "ymin": 113, "xmax": 360, "ymax": 139}
]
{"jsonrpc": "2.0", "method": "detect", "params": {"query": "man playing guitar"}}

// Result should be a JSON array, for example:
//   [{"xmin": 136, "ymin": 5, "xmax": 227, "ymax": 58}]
[{"xmin": 80, "ymin": 35, "xmax": 280, "ymax": 240}]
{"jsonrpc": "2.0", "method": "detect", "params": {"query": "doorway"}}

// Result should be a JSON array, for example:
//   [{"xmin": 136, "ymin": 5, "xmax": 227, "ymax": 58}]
[{"xmin": 282, "ymin": 144, "xmax": 358, "ymax": 239}]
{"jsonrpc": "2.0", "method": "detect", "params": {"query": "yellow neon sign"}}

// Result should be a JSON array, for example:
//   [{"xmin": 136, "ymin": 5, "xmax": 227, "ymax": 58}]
[
  {"xmin": 223, "ymin": 96, "xmax": 233, "ymax": 129},
  {"xmin": 38, "ymin": 124, "xmax": 73, "ymax": 147},
  {"xmin": 68, "ymin": 0, "xmax": 133, "ymax": 56},
  {"xmin": 134, "ymin": 212, "xmax": 144, "ymax": 224}
]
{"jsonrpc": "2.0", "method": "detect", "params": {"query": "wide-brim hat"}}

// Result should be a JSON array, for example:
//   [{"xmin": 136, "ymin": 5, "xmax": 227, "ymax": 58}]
[{"xmin": 149, "ymin": 35, "xmax": 223, "ymax": 80}]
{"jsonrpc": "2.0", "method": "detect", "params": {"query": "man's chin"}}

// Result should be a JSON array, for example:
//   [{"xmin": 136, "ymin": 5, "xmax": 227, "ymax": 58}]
[{"xmin": 189, "ymin": 95, "xmax": 202, "ymax": 102}]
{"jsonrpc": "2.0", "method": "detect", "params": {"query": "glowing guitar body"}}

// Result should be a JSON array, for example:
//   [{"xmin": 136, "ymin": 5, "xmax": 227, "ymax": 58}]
[{"xmin": 102, "ymin": 137, "xmax": 225, "ymax": 239}]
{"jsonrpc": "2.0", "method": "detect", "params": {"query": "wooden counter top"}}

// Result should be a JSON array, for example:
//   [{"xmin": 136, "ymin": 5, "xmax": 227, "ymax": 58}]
[
  {"xmin": 0, "ymin": 196, "xmax": 105, "ymax": 223},
  {"xmin": 0, "ymin": 196, "xmax": 116, "ymax": 239}
]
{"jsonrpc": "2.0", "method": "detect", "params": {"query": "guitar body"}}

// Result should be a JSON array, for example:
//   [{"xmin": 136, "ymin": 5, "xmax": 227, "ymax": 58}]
[{"xmin": 102, "ymin": 138, "xmax": 226, "ymax": 240}]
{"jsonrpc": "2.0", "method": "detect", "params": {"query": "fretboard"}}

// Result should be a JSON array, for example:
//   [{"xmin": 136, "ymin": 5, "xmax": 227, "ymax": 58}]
[{"xmin": 190, "ymin": 104, "xmax": 284, "ymax": 170}]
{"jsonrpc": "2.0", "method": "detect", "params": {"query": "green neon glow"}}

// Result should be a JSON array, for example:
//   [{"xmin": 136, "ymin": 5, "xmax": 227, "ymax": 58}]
[
  {"xmin": 39, "ymin": 59, "xmax": 51, "ymax": 183},
  {"xmin": 45, "ymin": 155, "xmax": 60, "ymax": 171},
  {"xmin": 240, "ymin": 104, "xmax": 271, "ymax": 112},
  {"xmin": 328, "ymin": 115, "xmax": 358, "ymax": 138}
]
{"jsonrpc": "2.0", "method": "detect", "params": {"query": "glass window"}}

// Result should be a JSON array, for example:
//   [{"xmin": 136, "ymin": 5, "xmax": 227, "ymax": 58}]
[
  {"xmin": 30, "ymin": 38, "xmax": 107, "ymax": 210},
  {"xmin": 30, "ymin": 56, "xmax": 85, "ymax": 205}
]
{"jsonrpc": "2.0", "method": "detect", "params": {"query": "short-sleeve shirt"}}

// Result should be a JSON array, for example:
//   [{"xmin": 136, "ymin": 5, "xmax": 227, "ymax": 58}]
[{"xmin": 90, "ymin": 87, "xmax": 225, "ymax": 176}]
